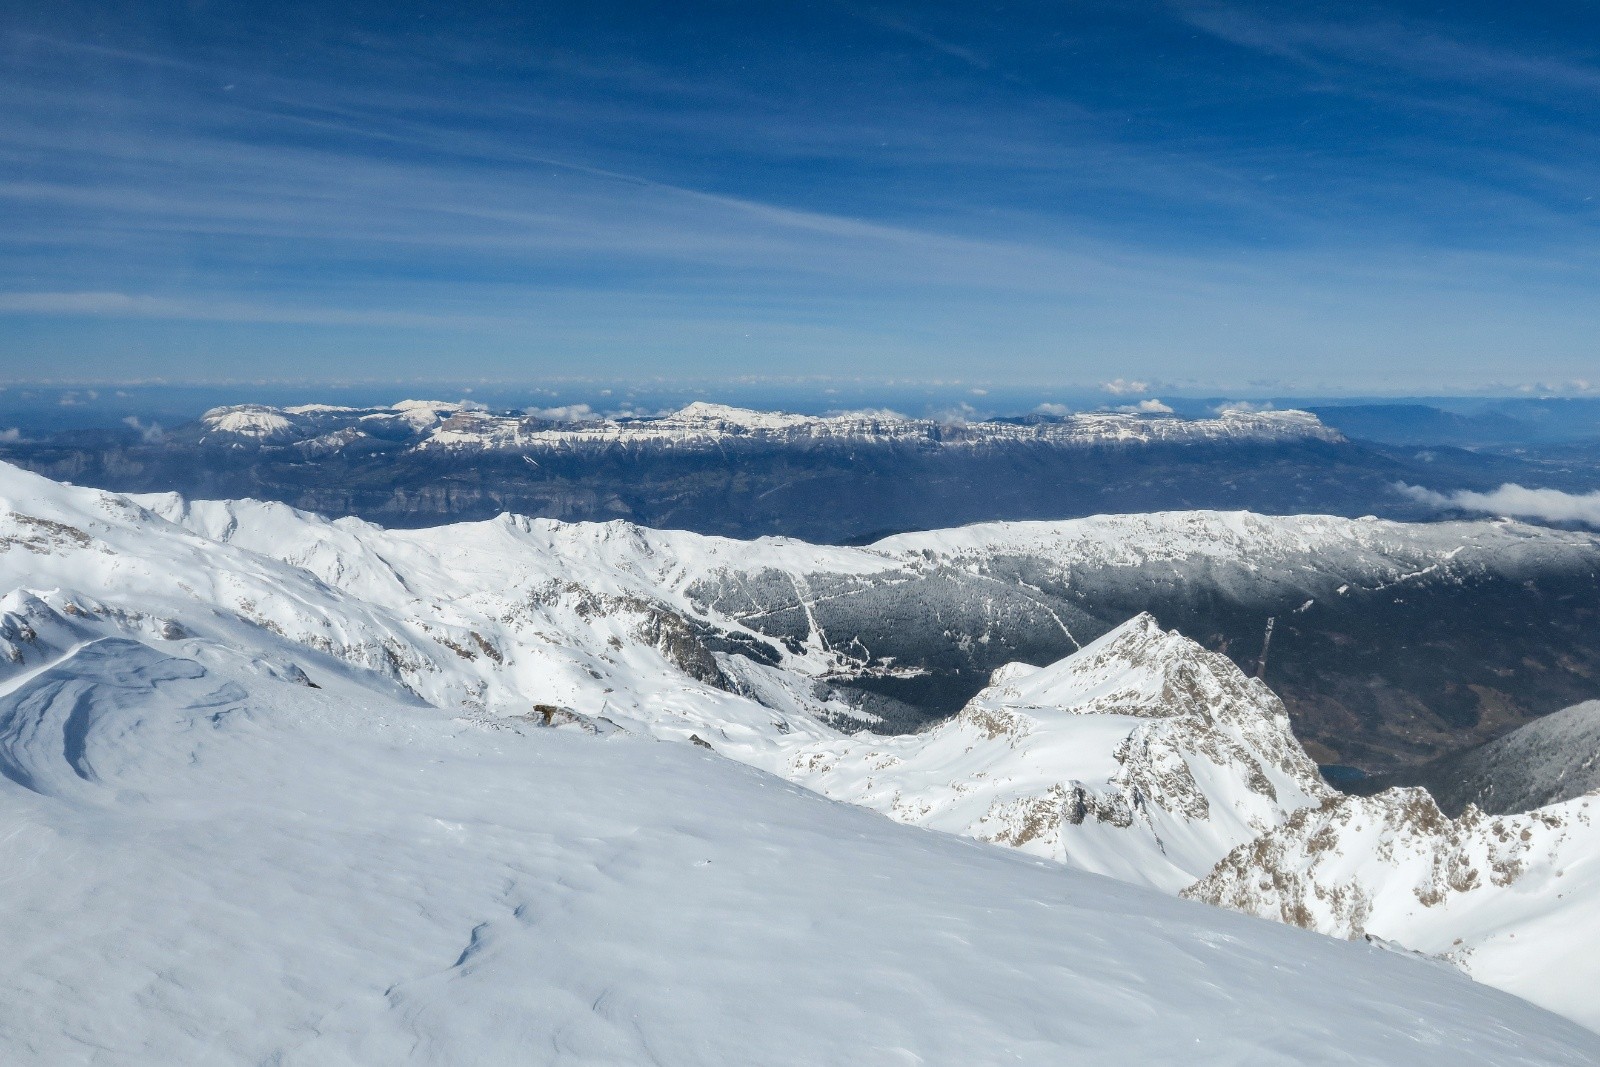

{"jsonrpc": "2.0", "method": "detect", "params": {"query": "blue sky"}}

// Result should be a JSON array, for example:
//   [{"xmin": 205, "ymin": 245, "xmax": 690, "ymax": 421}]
[{"xmin": 2, "ymin": 0, "xmax": 1599, "ymax": 390}]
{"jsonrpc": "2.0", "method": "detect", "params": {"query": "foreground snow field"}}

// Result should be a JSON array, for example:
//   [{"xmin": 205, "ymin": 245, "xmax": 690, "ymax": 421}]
[{"xmin": 2, "ymin": 636, "xmax": 1596, "ymax": 1065}]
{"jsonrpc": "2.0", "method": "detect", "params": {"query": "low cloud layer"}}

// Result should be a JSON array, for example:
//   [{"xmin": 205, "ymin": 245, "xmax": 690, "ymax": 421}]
[
  {"xmin": 1398, "ymin": 483, "xmax": 1600, "ymax": 526},
  {"xmin": 121, "ymin": 416, "xmax": 164, "ymax": 443},
  {"xmin": 526, "ymin": 404, "xmax": 596, "ymax": 422}
]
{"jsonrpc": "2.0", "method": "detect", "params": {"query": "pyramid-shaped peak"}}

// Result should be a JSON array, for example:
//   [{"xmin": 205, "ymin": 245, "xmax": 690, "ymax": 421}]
[{"xmin": 971, "ymin": 612, "xmax": 1267, "ymax": 723}]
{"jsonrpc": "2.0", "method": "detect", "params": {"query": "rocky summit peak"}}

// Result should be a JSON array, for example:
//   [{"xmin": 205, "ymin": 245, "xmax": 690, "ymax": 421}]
[
  {"xmin": 782, "ymin": 612, "xmax": 1333, "ymax": 891},
  {"xmin": 971, "ymin": 611, "xmax": 1281, "ymax": 728}
]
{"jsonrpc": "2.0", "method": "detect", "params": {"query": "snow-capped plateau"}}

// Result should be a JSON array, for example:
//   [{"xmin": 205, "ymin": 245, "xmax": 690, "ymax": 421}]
[
  {"xmin": 17, "ymin": 393, "xmax": 1570, "ymax": 549},
  {"xmin": 196, "ymin": 399, "xmax": 1344, "ymax": 453},
  {"xmin": 4, "ymin": 459, "xmax": 1600, "ymax": 1047}
]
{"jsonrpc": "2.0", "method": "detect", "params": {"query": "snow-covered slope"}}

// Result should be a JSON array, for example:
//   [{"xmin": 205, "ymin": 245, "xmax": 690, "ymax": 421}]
[
  {"xmin": 8, "ymin": 461, "xmax": 1600, "ymax": 1039},
  {"xmin": 4, "ymin": 633, "xmax": 1593, "ymax": 1063},
  {"xmin": 1187, "ymin": 788, "xmax": 1600, "ymax": 1032},
  {"xmin": 138, "ymin": 489, "xmax": 1581, "ymax": 903},
  {"xmin": 7, "ymin": 469, "xmax": 1330, "ymax": 894},
  {"xmin": 786, "ymin": 614, "xmax": 1331, "ymax": 891},
  {"xmin": 196, "ymin": 399, "xmax": 1344, "ymax": 453}
]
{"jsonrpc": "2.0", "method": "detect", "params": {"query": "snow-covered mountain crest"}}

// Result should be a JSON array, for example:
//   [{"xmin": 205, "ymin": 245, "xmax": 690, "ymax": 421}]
[
  {"xmin": 197, "ymin": 398, "xmax": 1344, "ymax": 454},
  {"xmin": 787, "ymin": 614, "xmax": 1331, "ymax": 891}
]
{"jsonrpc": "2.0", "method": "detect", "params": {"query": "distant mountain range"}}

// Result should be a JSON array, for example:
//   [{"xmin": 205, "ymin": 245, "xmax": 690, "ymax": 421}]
[
  {"xmin": 7, "ymin": 404, "xmax": 1600, "ymax": 772},
  {"xmin": 1306, "ymin": 397, "xmax": 1600, "ymax": 447},
  {"xmin": 198, "ymin": 398, "xmax": 1346, "ymax": 450},
  {"xmin": 7, "ymin": 400, "xmax": 1591, "ymax": 540}
]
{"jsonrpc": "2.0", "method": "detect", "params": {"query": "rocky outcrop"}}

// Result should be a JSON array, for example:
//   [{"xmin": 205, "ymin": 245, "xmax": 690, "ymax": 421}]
[
  {"xmin": 786, "ymin": 614, "xmax": 1332, "ymax": 891},
  {"xmin": 1186, "ymin": 788, "xmax": 1595, "ymax": 935},
  {"xmin": 1183, "ymin": 784, "xmax": 1600, "ymax": 1027}
]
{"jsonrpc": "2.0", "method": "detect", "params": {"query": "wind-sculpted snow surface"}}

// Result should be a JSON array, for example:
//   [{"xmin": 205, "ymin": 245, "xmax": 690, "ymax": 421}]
[
  {"xmin": 3, "ymin": 636, "xmax": 1594, "ymax": 1063},
  {"xmin": 1187, "ymin": 788, "xmax": 1600, "ymax": 1033}
]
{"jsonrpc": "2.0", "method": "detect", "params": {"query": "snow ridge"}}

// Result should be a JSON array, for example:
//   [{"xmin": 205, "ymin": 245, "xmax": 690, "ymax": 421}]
[
  {"xmin": 197, "ymin": 400, "xmax": 1344, "ymax": 453},
  {"xmin": 1187, "ymin": 787, "xmax": 1600, "ymax": 1030}
]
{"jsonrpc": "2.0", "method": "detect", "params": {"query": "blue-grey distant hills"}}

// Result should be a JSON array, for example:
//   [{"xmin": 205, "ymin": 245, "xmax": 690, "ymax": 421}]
[
  {"xmin": 4, "ymin": 400, "xmax": 1580, "ymax": 541},
  {"xmin": 6, "ymin": 398, "xmax": 1600, "ymax": 774}
]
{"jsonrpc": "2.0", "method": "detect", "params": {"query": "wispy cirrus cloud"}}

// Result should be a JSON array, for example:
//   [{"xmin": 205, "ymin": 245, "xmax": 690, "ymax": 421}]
[
  {"xmin": 5, "ymin": 4, "xmax": 1600, "ymax": 385},
  {"xmin": 1176, "ymin": 4, "xmax": 1600, "ymax": 95},
  {"xmin": 0, "ymin": 291, "xmax": 507, "ymax": 329},
  {"xmin": 844, "ymin": 9, "xmax": 993, "ymax": 71}
]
